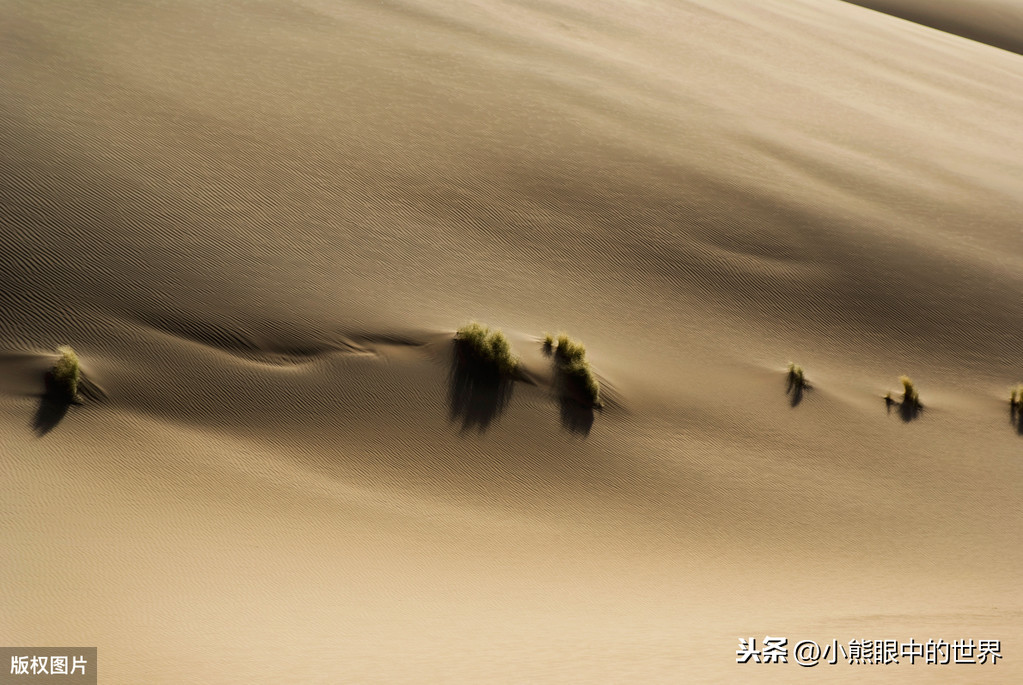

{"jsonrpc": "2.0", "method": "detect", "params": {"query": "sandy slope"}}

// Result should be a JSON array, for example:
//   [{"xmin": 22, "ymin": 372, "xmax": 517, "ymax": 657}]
[
  {"xmin": 844, "ymin": 0, "xmax": 1023, "ymax": 56},
  {"xmin": 2, "ymin": 0, "xmax": 1022, "ymax": 682}
]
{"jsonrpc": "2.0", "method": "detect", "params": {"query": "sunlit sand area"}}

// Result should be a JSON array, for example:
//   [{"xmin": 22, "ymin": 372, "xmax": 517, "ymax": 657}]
[{"xmin": 2, "ymin": 0, "xmax": 1022, "ymax": 682}]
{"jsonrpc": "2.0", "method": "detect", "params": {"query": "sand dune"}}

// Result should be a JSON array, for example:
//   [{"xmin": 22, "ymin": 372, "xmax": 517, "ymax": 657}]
[
  {"xmin": 3, "ymin": 0, "xmax": 1022, "ymax": 682},
  {"xmin": 844, "ymin": 0, "xmax": 1023, "ymax": 56}
]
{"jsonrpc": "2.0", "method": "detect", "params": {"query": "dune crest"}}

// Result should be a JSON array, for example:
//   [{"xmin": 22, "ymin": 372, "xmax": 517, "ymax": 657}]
[{"xmin": 844, "ymin": 0, "xmax": 1023, "ymax": 56}]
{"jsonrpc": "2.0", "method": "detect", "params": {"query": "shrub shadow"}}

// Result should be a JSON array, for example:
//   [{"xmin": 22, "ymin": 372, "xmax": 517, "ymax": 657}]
[
  {"xmin": 30, "ymin": 370, "xmax": 105, "ymax": 436},
  {"xmin": 898, "ymin": 399, "xmax": 922, "ymax": 422},
  {"xmin": 448, "ymin": 340, "xmax": 514, "ymax": 433},
  {"xmin": 558, "ymin": 397, "xmax": 595, "ymax": 436},
  {"xmin": 1011, "ymin": 404, "xmax": 1023, "ymax": 435},
  {"xmin": 553, "ymin": 364, "xmax": 598, "ymax": 436},
  {"xmin": 32, "ymin": 371, "xmax": 78, "ymax": 436},
  {"xmin": 886, "ymin": 394, "xmax": 921, "ymax": 422},
  {"xmin": 785, "ymin": 375, "xmax": 810, "ymax": 408}
]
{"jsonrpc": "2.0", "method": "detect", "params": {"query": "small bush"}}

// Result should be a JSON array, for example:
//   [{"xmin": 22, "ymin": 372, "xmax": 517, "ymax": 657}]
[
  {"xmin": 51, "ymin": 345, "xmax": 81, "ymax": 399},
  {"xmin": 551, "ymin": 334, "xmax": 600, "ymax": 407},
  {"xmin": 554, "ymin": 334, "xmax": 586, "ymax": 364},
  {"xmin": 562, "ymin": 358, "xmax": 601, "ymax": 407},
  {"xmin": 455, "ymin": 323, "xmax": 518, "ymax": 375},
  {"xmin": 785, "ymin": 362, "xmax": 809, "ymax": 406},
  {"xmin": 787, "ymin": 362, "xmax": 805, "ymax": 388},
  {"xmin": 900, "ymin": 375, "xmax": 922, "ymax": 409},
  {"xmin": 787, "ymin": 362, "xmax": 803, "ymax": 383},
  {"xmin": 1011, "ymin": 384, "xmax": 1023, "ymax": 409},
  {"xmin": 541, "ymin": 333, "xmax": 554, "ymax": 355}
]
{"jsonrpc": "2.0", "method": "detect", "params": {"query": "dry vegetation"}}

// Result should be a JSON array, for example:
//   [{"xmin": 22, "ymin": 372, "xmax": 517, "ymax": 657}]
[
  {"xmin": 50, "ymin": 345, "xmax": 81, "ymax": 400},
  {"xmin": 900, "ymin": 375, "xmax": 922, "ymax": 410},
  {"xmin": 455, "ymin": 323, "xmax": 518, "ymax": 375},
  {"xmin": 550, "ymin": 334, "xmax": 601, "ymax": 408}
]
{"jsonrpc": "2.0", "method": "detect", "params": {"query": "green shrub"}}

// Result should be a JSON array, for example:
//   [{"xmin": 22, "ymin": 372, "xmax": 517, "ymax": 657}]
[
  {"xmin": 900, "ymin": 375, "xmax": 921, "ymax": 409},
  {"xmin": 787, "ymin": 362, "xmax": 805, "ymax": 389},
  {"xmin": 554, "ymin": 334, "xmax": 586, "ymax": 364},
  {"xmin": 455, "ymin": 323, "xmax": 518, "ymax": 375},
  {"xmin": 562, "ymin": 358, "xmax": 601, "ymax": 407},
  {"xmin": 541, "ymin": 333, "xmax": 554, "ymax": 355},
  {"xmin": 51, "ymin": 345, "xmax": 81, "ymax": 399},
  {"xmin": 551, "ymin": 334, "xmax": 600, "ymax": 407},
  {"xmin": 785, "ymin": 362, "xmax": 810, "ymax": 406}
]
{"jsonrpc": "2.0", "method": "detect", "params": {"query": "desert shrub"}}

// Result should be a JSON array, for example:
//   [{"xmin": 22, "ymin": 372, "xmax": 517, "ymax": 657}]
[
  {"xmin": 551, "ymin": 334, "xmax": 600, "ymax": 407},
  {"xmin": 561, "ymin": 358, "xmax": 601, "ymax": 407},
  {"xmin": 1011, "ymin": 384, "xmax": 1023, "ymax": 409},
  {"xmin": 900, "ymin": 375, "xmax": 922, "ymax": 409},
  {"xmin": 554, "ymin": 334, "xmax": 586, "ymax": 364},
  {"xmin": 50, "ymin": 345, "xmax": 81, "ymax": 399},
  {"xmin": 455, "ymin": 323, "xmax": 518, "ymax": 375},
  {"xmin": 785, "ymin": 362, "xmax": 809, "ymax": 406},
  {"xmin": 787, "ymin": 362, "xmax": 805, "ymax": 389},
  {"xmin": 541, "ymin": 333, "xmax": 555, "ymax": 355}
]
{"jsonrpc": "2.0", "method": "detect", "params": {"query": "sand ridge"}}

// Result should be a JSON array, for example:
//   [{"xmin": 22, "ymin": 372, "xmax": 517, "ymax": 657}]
[{"xmin": 844, "ymin": 0, "xmax": 1023, "ymax": 56}]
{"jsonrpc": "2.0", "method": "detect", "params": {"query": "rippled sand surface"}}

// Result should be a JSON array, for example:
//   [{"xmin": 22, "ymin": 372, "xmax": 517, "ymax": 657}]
[{"xmin": 3, "ymin": 1, "xmax": 1022, "ymax": 682}]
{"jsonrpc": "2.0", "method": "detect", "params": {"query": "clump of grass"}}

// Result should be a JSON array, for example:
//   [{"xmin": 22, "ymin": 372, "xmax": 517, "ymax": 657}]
[
  {"xmin": 785, "ymin": 362, "xmax": 809, "ymax": 405},
  {"xmin": 551, "ymin": 334, "xmax": 600, "ymax": 407},
  {"xmin": 561, "ymin": 358, "xmax": 601, "ymax": 407},
  {"xmin": 787, "ymin": 362, "xmax": 803, "ymax": 385},
  {"xmin": 455, "ymin": 322, "xmax": 518, "ymax": 375},
  {"xmin": 899, "ymin": 375, "xmax": 922, "ymax": 410},
  {"xmin": 554, "ymin": 334, "xmax": 586, "ymax": 364},
  {"xmin": 1010, "ymin": 384, "xmax": 1023, "ymax": 435},
  {"xmin": 541, "ymin": 333, "xmax": 555, "ymax": 356},
  {"xmin": 1011, "ymin": 384, "xmax": 1023, "ymax": 409},
  {"xmin": 787, "ymin": 362, "xmax": 806, "ymax": 389},
  {"xmin": 50, "ymin": 345, "xmax": 81, "ymax": 400}
]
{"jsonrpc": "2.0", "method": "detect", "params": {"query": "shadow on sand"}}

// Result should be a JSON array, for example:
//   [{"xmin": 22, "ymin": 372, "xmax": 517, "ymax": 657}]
[
  {"xmin": 899, "ymin": 399, "xmax": 922, "ymax": 422},
  {"xmin": 558, "ymin": 397, "xmax": 595, "ymax": 436},
  {"xmin": 1011, "ymin": 404, "xmax": 1023, "ymax": 435},
  {"xmin": 448, "ymin": 340, "xmax": 514, "ymax": 433},
  {"xmin": 31, "ymin": 372, "xmax": 105, "ymax": 436},
  {"xmin": 32, "ymin": 372, "xmax": 78, "ymax": 436},
  {"xmin": 885, "ymin": 394, "xmax": 922, "ymax": 422},
  {"xmin": 785, "ymin": 375, "xmax": 810, "ymax": 408}
]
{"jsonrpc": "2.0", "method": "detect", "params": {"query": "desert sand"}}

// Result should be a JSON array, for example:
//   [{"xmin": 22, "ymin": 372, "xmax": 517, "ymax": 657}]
[
  {"xmin": 845, "ymin": 0, "xmax": 1023, "ymax": 56},
  {"xmin": 2, "ymin": 0, "xmax": 1022, "ymax": 682}
]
